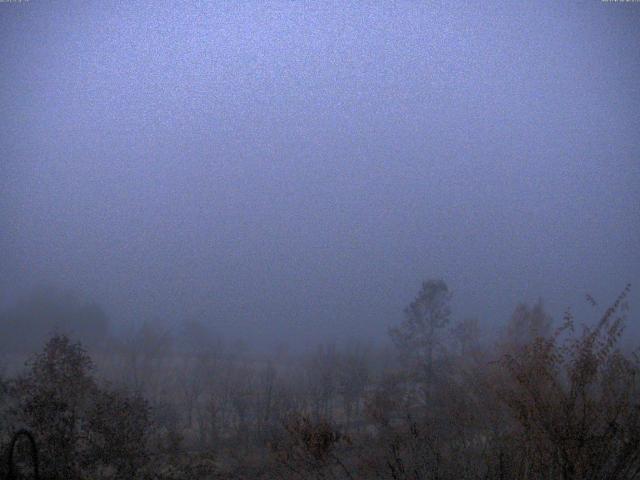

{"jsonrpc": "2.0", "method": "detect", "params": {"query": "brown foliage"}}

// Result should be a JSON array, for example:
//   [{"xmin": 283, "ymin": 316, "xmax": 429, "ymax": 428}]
[{"xmin": 499, "ymin": 284, "xmax": 640, "ymax": 480}]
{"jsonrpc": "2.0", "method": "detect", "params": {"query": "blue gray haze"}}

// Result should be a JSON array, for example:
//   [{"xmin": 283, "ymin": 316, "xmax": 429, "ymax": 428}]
[{"xmin": 1, "ymin": 1, "xmax": 639, "ymax": 348}]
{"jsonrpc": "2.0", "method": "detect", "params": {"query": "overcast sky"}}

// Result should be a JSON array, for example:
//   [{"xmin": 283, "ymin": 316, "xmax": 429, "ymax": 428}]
[{"xmin": 1, "ymin": 1, "xmax": 639, "ymax": 348}]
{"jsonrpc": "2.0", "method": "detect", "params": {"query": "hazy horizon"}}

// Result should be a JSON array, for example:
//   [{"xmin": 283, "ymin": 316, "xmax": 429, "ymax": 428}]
[{"xmin": 1, "ymin": 1, "xmax": 639, "ymax": 349}]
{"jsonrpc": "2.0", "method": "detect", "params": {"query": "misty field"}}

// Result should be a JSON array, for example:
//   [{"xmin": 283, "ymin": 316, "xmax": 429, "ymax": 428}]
[{"xmin": 1, "ymin": 281, "xmax": 639, "ymax": 479}]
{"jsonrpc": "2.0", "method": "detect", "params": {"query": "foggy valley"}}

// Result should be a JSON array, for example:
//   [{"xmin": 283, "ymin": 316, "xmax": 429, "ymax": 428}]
[{"xmin": 1, "ymin": 1, "xmax": 639, "ymax": 479}]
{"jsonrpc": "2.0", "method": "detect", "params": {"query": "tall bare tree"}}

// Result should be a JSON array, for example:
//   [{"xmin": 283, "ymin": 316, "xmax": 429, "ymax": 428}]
[{"xmin": 389, "ymin": 279, "xmax": 452, "ymax": 401}]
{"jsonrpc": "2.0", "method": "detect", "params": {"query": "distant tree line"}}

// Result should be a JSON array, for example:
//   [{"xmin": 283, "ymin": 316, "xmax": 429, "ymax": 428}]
[
  {"xmin": 0, "ymin": 280, "xmax": 638, "ymax": 480},
  {"xmin": 0, "ymin": 286, "xmax": 109, "ymax": 353}
]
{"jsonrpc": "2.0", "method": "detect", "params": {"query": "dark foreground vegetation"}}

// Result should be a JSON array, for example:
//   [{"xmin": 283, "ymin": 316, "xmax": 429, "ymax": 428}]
[{"xmin": 1, "ymin": 281, "xmax": 638, "ymax": 479}]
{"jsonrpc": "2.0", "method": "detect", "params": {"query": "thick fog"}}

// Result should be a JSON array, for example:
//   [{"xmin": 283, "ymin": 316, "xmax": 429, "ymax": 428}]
[{"xmin": 1, "ymin": 1, "xmax": 639, "ymax": 348}]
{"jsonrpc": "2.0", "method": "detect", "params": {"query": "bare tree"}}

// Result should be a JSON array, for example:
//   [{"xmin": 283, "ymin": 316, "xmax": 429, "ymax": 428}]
[
  {"xmin": 389, "ymin": 279, "xmax": 452, "ymax": 402},
  {"xmin": 119, "ymin": 321, "xmax": 173, "ymax": 396},
  {"xmin": 504, "ymin": 299, "xmax": 552, "ymax": 350},
  {"xmin": 338, "ymin": 343, "xmax": 370, "ymax": 431},
  {"xmin": 451, "ymin": 317, "xmax": 480, "ymax": 358},
  {"xmin": 306, "ymin": 344, "xmax": 339, "ymax": 422}
]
